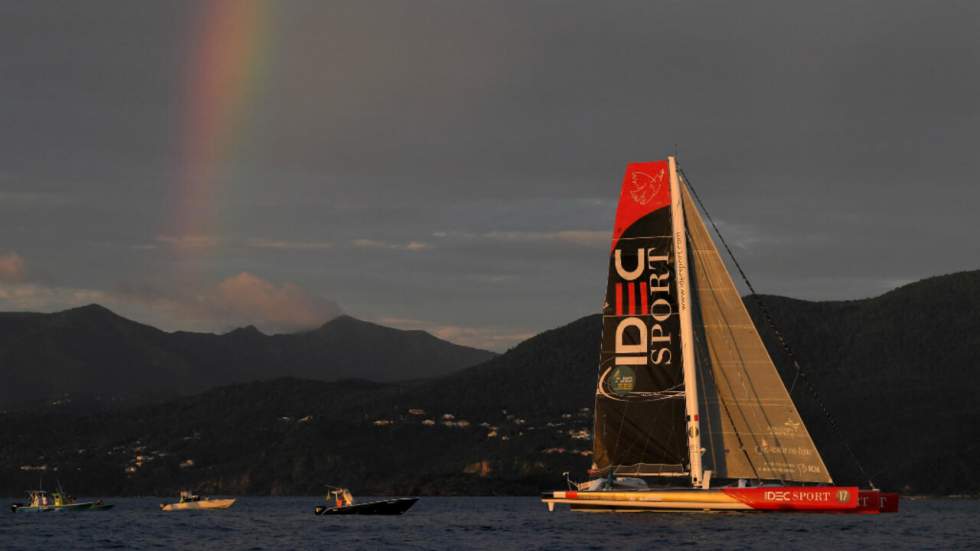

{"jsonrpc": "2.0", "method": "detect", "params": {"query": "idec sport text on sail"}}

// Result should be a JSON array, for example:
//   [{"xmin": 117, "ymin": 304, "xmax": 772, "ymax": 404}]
[{"xmin": 612, "ymin": 245, "xmax": 674, "ymax": 366}]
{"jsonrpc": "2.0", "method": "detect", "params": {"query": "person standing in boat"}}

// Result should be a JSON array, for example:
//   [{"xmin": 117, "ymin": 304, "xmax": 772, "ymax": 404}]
[{"xmin": 332, "ymin": 488, "xmax": 354, "ymax": 509}]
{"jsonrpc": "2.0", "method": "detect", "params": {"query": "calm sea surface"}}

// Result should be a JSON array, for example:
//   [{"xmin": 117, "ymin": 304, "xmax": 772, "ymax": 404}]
[{"xmin": 1, "ymin": 496, "xmax": 977, "ymax": 550}]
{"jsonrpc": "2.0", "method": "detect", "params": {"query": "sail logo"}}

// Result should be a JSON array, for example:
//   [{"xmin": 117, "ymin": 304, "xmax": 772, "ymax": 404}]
[
  {"xmin": 768, "ymin": 419, "xmax": 805, "ymax": 436},
  {"xmin": 629, "ymin": 169, "xmax": 665, "ymax": 205},
  {"xmin": 613, "ymin": 246, "xmax": 674, "ymax": 367},
  {"xmin": 609, "ymin": 366, "xmax": 636, "ymax": 394}
]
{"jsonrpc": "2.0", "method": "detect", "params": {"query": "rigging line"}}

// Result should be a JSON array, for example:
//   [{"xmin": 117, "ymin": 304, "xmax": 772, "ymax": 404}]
[
  {"xmin": 597, "ymin": 359, "xmax": 637, "ymax": 464},
  {"xmin": 690, "ymin": 237, "xmax": 787, "ymax": 486},
  {"xmin": 679, "ymin": 167, "xmax": 876, "ymax": 489},
  {"xmin": 691, "ymin": 319, "xmax": 721, "ymax": 477},
  {"xmin": 688, "ymin": 246, "xmax": 723, "ymax": 478},
  {"xmin": 591, "ymin": 319, "xmax": 607, "ymax": 471},
  {"xmin": 610, "ymin": 393, "xmax": 629, "ymax": 467},
  {"xmin": 688, "ymin": 243, "xmax": 768, "ymax": 483},
  {"xmin": 789, "ymin": 367, "xmax": 801, "ymax": 394},
  {"xmin": 694, "ymin": 329, "xmax": 762, "ymax": 482},
  {"xmin": 599, "ymin": 379, "xmax": 686, "ymax": 467}
]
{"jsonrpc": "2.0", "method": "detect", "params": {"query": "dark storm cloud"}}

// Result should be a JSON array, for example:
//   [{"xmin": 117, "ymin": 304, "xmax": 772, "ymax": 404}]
[{"xmin": 1, "ymin": 1, "xmax": 978, "ymax": 349}]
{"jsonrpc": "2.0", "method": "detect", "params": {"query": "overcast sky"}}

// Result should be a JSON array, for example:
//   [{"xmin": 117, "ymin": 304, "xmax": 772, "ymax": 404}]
[{"xmin": 1, "ymin": 1, "xmax": 977, "ymax": 350}]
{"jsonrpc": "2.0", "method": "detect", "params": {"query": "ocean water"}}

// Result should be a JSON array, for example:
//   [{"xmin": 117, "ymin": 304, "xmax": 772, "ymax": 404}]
[{"xmin": 1, "ymin": 496, "xmax": 977, "ymax": 550}]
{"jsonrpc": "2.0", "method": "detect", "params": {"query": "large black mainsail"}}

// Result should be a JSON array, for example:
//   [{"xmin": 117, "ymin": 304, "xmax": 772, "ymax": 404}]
[{"xmin": 592, "ymin": 160, "xmax": 689, "ymax": 476}]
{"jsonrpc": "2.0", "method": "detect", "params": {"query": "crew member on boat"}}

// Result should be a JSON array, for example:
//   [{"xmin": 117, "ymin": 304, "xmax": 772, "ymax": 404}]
[{"xmin": 332, "ymin": 488, "xmax": 354, "ymax": 509}]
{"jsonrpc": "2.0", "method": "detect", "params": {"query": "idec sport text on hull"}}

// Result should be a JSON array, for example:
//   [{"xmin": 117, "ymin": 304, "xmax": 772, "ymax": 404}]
[
  {"xmin": 614, "ymin": 246, "xmax": 671, "ymax": 365},
  {"xmin": 764, "ymin": 490, "xmax": 833, "ymax": 502}
]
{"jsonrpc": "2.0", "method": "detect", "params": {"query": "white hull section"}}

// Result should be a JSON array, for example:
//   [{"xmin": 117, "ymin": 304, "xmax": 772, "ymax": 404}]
[{"xmin": 160, "ymin": 498, "xmax": 236, "ymax": 511}]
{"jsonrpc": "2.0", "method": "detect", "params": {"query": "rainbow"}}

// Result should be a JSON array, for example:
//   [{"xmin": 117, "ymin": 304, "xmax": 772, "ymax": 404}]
[{"xmin": 170, "ymin": 0, "xmax": 270, "ymax": 246}]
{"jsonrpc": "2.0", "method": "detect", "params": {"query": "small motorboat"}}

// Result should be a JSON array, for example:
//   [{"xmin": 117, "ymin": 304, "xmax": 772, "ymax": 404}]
[
  {"xmin": 160, "ymin": 490, "xmax": 236, "ymax": 511},
  {"xmin": 10, "ymin": 489, "xmax": 113, "ymax": 513},
  {"xmin": 313, "ymin": 486, "xmax": 417, "ymax": 515}
]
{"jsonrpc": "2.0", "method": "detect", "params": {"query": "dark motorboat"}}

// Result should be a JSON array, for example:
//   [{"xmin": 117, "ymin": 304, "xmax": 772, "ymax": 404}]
[
  {"xmin": 314, "ymin": 497, "xmax": 418, "ymax": 515},
  {"xmin": 314, "ymin": 486, "xmax": 417, "ymax": 515}
]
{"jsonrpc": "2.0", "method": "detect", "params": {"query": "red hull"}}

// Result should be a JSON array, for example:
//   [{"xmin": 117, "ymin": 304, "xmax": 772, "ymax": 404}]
[
  {"xmin": 856, "ymin": 490, "xmax": 900, "ymax": 513},
  {"xmin": 542, "ymin": 486, "xmax": 899, "ymax": 513},
  {"xmin": 720, "ymin": 486, "xmax": 858, "ymax": 511}
]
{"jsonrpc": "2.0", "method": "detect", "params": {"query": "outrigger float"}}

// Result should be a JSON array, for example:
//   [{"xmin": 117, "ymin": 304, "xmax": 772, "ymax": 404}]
[
  {"xmin": 10, "ymin": 489, "xmax": 113, "ymax": 513},
  {"xmin": 542, "ymin": 157, "xmax": 899, "ymax": 514}
]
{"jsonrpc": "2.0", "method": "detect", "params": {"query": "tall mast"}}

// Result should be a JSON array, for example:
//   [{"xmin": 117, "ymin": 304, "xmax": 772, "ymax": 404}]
[{"xmin": 668, "ymin": 155, "xmax": 703, "ymax": 488}]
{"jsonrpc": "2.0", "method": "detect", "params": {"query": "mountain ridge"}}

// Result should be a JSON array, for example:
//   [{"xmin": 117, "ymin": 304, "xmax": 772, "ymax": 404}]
[
  {"xmin": 1, "ymin": 270, "xmax": 979, "ymax": 495},
  {"xmin": 0, "ymin": 306, "xmax": 496, "ymax": 407}
]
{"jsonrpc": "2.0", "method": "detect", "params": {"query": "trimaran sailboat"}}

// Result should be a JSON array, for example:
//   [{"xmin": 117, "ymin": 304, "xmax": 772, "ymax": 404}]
[{"xmin": 542, "ymin": 157, "xmax": 899, "ymax": 513}]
